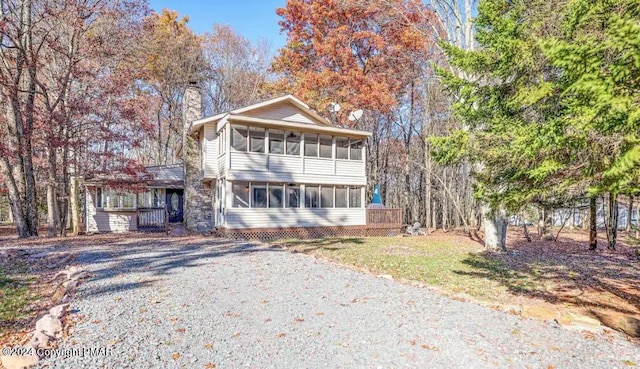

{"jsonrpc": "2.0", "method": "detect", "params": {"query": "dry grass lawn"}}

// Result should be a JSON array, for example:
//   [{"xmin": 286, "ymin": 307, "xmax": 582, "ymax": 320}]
[{"xmin": 273, "ymin": 227, "xmax": 640, "ymax": 337}]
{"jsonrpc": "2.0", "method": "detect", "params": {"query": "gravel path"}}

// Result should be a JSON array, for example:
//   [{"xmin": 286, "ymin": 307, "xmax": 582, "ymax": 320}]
[{"xmin": 38, "ymin": 238, "xmax": 638, "ymax": 368}]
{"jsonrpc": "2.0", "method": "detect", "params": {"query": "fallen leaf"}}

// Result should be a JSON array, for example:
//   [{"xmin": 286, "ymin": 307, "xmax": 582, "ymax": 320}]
[
  {"xmin": 409, "ymin": 339, "xmax": 416, "ymax": 346},
  {"xmin": 277, "ymin": 333, "xmax": 286, "ymax": 338},
  {"xmin": 175, "ymin": 328, "xmax": 185, "ymax": 333},
  {"xmin": 261, "ymin": 300, "xmax": 269, "ymax": 304},
  {"xmin": 169, "ymin": 317, "xmax": 178, "ymax": 322},
  {"xmin": 172, "ymin": 353, "xmax": 181, "ymax": 360},
  {"xmin": 205, "ymin": 363, "xmax": 217, "ymax": 369},
  {"xmin": 265, "ymin": 318, "xmax": 272, "ymax": 322},
  {"xmin": 316, "ymin": 312, "xmax": 324, "ymax": 316},
  {"xmin": 91, "ymin": 319, "xmax": 101, "ymax": 324},
  {"xmin": 232, "ymin": 332, "xmax": 240, "ymax": 337},
  {"xmin": 204, "ymin": 343, "xmax": 213, "ymax": 350},
  {"xmin": 294, "ymin": 317, "xmax": 305, "ymax": 322},
  {"xmin": 548, "ymin": 365, "xmax": 555, "ymax": 369}
]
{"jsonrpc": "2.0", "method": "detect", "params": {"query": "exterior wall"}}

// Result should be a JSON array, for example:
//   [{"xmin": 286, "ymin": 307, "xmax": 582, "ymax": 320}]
[
  {"xmin": 225, "ymin": 208, "xmax": 366, "ymax": 229},
  {"xmin": 202, "ymin": 123, "xmax": 218, "ymax": 177},
  {"xmin": 242, "ymin": 102, "xmax": 317, "ymax": 124},
  {"xmin": 226, "ymin": 152, "xmax": 366, "ymax": 185},
  {"xmin": 85, "ymin": 188, "xmax": 137, "ymax": 233},
  {"xmin": 183, "ymin": 85, "xmax": 213, "ymax": 231}
]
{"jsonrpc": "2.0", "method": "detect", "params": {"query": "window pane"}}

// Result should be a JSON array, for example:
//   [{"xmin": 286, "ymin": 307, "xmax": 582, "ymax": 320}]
[
  {"xmin": 269, "ymin": 130, "xmax": 284, "ymax": 154},
  {"xmin": 253, "ymin": 183, "xmax": 267, "ymax": 208},
  {"xmin": 137, "ymin": 192, "xmax": 147, "ymax": 207},
  {"xmin": 107, "ymin": 191, "xmax": 119, "ymax": 208},
  {"xmin": 269, "ymin": 185, "xmax": 283, "ymax": 208},
  {"xmin": 232, "ymin": 182, "xmax": 250, "ymax": 208},
  {"xmin": 153, "ymin": 189, "xmax": 160, "ymax": 207},
  {"xmin": 286, "ymin": 187, "xmax": 300, "ymax": 208},
  {"xmin": 349, "ymin": 187, "xmax": 362, "ymax": 208},
  {"xmin": 335, "ymin": 187, "xmax": 347, "ymax": 208},
  {"xmin": 319, "ymin": 136, "xmax": 332, "ymax": 158},
  {"xmin": 96, "ymin": 188, "xmax": 103, "ymax": 208},
  {"xmin": 286, "ymin": 132, "xmax": 300, "ymax": 155},
  {"xmin": 350, "ymin": 140, "xmax": 362, "ymax": 160},
  {"xmin": 231, "ymin": 126, "xmax": 248, "ymax": 151},
  {"xmin": 304, "ymin": 134, "xmax": 318, "ymax": 157},
  {"xmin": 336, "ymin": 138, "xmax": 349, "ymax": 159},
  {"xmin": 250, "ymin": 128, "xmax": 265, "ymax": 153},
  {"xmin": 321, "ymin": 186, "xmax": 333, "ymax": 207},
  {"xmin": 305, "ymin": 186, "xmax": 319, "ymax": 208}
]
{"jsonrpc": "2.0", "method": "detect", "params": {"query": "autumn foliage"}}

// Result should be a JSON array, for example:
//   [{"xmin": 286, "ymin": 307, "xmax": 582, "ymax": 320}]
[{"xmin": 271, "ymin": 0, "xmax": 439, "ymax": 122}]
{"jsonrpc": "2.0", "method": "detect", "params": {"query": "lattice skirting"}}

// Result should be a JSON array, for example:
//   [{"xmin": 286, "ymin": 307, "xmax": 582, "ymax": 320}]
[{"xmin": 218, "ymin": 225, "xmax": 402, "ymax": 241}]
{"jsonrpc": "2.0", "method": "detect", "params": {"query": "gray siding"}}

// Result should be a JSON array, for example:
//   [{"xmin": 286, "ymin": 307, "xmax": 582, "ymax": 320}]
[{"xmin": 85, "ymin": 188, "xmax": 137, "ymax": 233}]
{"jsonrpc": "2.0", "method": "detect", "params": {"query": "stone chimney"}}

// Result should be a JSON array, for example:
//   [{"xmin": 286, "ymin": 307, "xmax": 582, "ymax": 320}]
[{"xmin": 182, "ymin": 81, "xmax": 212, "ymax": 231}]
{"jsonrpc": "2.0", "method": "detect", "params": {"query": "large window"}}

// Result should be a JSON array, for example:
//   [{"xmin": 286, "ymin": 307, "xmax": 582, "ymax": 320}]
[
  {"xmin": 137, "ymin": 189, "xmax": 160, "ymax": 208},
  {"xmin": 231, "ymin": 126, "xmax": 248, "ymax": 151},
  {"xmin": 269, "ymin": 130, "xmax": 284, "ymax": 154},
  {"xmin": 286, "ymin": 132, "xmax": 300, "ymax": 155},
  {"xmin": 252, "ymin": 182, "xmax": 267, "ymax": 208},
  {"xmin": 349, "ymin": 187, "xmax": 362, "ymax": 208},
  {"xmin": 287, "ymin": 186, "xmax": 300, "ymax": 208},
  {"xmin": 305, "ymin": 186, "xmax": 319, "ymax": 208},
  {"xmin": 96, "ymin": 188, "xmax": 136, "ymax": 210},
  {"xmin": 232, "ymin": 182, "xmax": 250, "ymax": 208},
  {"xmin": 336, "ymin": 138, "xmax": 350, "ymax": 159},
  {"xmin": 321, "ymin": 186, "xmax": 334, "ymax": 207},
  {"xmin": 304, "ymin": 134, "xmax": 318, "ymax": 157},
  {"xmin": 249, "ymin": 128, "xmax": 265, "ymax": 153},
  {"xmin": 319, "ymin": 135, "xmax": 333, "ymax": 158},
  {"xmin": 335, "ymin": 187, "xmax": 347, "ymax": 208},
  {"xmin": 269, "ymin": 184, "xmax": 284, "ymax": 208},
  {"xmin": 350, "ymin": 140, "xmax": 363, "ymax": 160}
]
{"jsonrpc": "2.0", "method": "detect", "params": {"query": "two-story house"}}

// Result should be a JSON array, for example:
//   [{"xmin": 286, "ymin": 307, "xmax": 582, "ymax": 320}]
[
  {"xmin": 84, "ymin": 84, "xmax": 401, "ymax": 238},
  {"xmin": 183, "ymin": 84, "xmax": 388, "ymax": 239}
]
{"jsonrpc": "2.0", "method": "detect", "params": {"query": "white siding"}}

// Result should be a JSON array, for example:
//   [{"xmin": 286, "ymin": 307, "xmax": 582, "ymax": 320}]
[
  {"xmin": 242, "ymin": 102, "xmax": 318, "ymax": 125},
  {"xmin": 203, "ymin": 124, "xmax": 218, "ymax": 178},
  {"xmin": 304, "ymin": 157, "xmax": 333, "ymax": 175},
  {"xmin": 225, "ymin": 208, "xmax": 366, "ymax": 229},
  {"xmin": 268, "ymin": 155, "xmax": 302, "ymax": 173},
  {"xmin": 227, "ymin": 171, "xmax": 366, "ymax": 186},
  {"xmin": 229, "ymin": 151, "xmax": 268, "ymax": 171},
  {"xmin": 227, "ymin": 151, "xmax": 365, "ymax": 185},
  {"xmin": 336, "ymin": 160, "xmax": 365, "ymax": 177},
  {"xmin": 85, "ymin": 188, "xmax": 137, "ymax": 233}
]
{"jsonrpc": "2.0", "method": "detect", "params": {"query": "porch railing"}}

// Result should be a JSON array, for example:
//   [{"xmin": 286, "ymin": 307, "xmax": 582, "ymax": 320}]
[
  {"xmin": 137, "ymin": 207, "xmax": 168, "ymax": 232},
  {"xmin": 366, "ymin": 208, "xmax": 402, "ymax": 229}
]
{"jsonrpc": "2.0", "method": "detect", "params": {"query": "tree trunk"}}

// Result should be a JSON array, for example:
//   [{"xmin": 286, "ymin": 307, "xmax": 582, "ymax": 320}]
[
  {"xmin": 0, "ymin": 157, "xmax": 28, "ymax": 236},
  {"xmin": 47, "ymin": 145, "xmax": 59, "ymax": 237},
  {"xmin": 626, "ymin": 196, "xmax": 633, "ymax": 232},
  {"xmin": 589, "ymin": 196, "xmax": 597, "ymax": 250},
  {"xmin": 70, "ymin": 175, "xmax": 81, "ymax": 235},
  {"xmin": 483, "ymin": 205, "xmax": 507, "ymax": 251},
  {"xmin": 606, "ymin": 192, "xmax": 618, "ymax": 250},
  {"xmin": 540, "ymin": 207, "xmax": 554, "ymax": 241}
]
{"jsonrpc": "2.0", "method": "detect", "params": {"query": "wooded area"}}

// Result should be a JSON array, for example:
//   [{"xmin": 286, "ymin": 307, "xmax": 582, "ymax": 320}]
[{"xmin": 1, "ymin": 0, "xmax": 638, "ymax": 253}]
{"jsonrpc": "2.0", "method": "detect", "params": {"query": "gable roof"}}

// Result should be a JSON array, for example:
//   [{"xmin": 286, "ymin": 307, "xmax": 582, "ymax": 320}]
[{"xmin": 190, "ymin": 95, "xmax": 336, "ymax": 134}]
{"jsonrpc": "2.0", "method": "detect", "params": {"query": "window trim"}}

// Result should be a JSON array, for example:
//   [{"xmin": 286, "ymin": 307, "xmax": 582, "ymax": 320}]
[{"xmin": 95, "ymin": 187, "xmax": 137, "ymax": 211}]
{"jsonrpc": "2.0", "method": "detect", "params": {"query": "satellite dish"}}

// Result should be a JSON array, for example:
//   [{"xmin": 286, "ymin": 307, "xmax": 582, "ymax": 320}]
[
  {"xmin": 328, "ymin": 102, "xmax": 341, "ymax": 113},
  {"xmin": 348, "ymin": 109, "xmax": 363, "ymax": 122}
]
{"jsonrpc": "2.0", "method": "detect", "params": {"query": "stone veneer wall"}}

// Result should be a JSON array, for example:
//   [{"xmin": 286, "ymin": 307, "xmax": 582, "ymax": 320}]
[{"xmin": 182, "ymin": 84, "xmax": 213, "ymax": 231}]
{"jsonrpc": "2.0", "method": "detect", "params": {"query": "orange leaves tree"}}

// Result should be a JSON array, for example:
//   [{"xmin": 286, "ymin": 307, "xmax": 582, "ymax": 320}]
[{"xmin": 270, "ymin": 0, "xmax": 439, "ymax": 122}]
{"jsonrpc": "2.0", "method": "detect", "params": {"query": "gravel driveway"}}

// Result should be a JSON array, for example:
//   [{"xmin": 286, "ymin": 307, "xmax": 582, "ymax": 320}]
[{"xmin": 39, "ymin": 237, "xmax": 638, "ymax": 368}]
